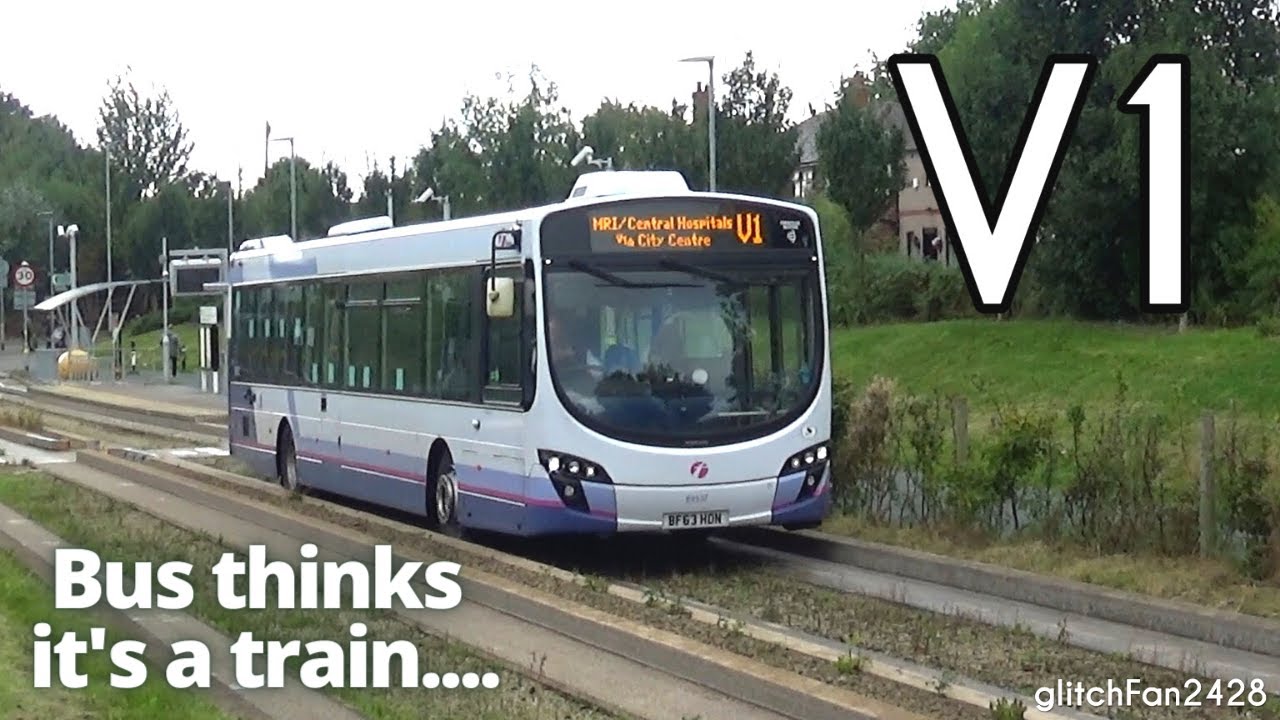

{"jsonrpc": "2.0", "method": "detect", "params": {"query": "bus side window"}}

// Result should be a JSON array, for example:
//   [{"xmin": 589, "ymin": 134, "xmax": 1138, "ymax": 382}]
[{"xmin": 427, "ymin": 268, "xmax": 475, "ymax": 401}]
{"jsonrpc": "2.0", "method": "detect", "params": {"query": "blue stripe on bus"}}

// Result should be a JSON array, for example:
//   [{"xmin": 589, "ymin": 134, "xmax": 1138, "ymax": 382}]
[
  {"xmin": 231, "ymin": 435, "xmax": 620, "ymax": 535},
  {"xmin": 229, "ymin": 414, "xmax": 825, "ymax": 536},
  {"xmin": 772, "ymin": 469, "xmax": 808, "ymax": 509}
]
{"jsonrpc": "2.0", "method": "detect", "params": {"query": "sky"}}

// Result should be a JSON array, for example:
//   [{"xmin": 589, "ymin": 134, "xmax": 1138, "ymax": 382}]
[{"xmin": 1, "ymin": 0, "xmax": 954, "ymax": 194}]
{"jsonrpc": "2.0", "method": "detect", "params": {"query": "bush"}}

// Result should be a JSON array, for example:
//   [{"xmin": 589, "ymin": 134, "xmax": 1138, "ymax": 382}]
[{"xmin": 826, "ymin": 373, "xmax": 1280, "ymax": 568}]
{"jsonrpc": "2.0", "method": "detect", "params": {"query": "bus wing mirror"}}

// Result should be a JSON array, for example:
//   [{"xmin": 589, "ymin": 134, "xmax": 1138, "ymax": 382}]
[{"xmin": 486, "ymin": 276, "xmax": 516, "ymax": 318}]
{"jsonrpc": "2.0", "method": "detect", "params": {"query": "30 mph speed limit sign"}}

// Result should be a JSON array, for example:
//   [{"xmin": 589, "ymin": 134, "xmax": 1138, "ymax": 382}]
[{"xmin": 13, "ymin": 263, "xmax": 35, "ymax": 288}]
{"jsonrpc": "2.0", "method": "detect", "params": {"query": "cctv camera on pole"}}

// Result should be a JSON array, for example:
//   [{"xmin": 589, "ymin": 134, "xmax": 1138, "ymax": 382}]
[{"xmin": 570, "ymin": 146, "xmax": 594, "ymax": 167}]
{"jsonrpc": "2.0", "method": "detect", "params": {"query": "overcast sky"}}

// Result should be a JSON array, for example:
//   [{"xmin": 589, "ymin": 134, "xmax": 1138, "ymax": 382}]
[{"xmin": 2, "ymin": 0, "xmax": 954, "ymax": 193}]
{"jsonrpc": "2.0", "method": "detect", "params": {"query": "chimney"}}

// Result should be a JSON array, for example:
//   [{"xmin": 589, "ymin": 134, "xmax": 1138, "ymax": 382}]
[
  {"xmin": 845, "ymin": 72, "xmax": 871, "ymax": 108},
  {"xmin": 692, "ymin": 81, "xmax": 709, "ymax": 122}
]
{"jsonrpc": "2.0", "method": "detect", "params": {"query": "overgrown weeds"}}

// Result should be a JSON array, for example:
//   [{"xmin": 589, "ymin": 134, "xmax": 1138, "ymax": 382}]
[
  {"xmin": 0, "ymin": 407, "xmax": 44, "ymax": 432},
  {"xmin": 830, "ymin": 373, "xmax": 1280, "ymax": 580}
]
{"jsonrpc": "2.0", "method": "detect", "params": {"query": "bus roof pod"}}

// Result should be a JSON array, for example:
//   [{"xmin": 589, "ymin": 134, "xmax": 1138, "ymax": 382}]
[
  {"xmin": 567, "ymin": 170, "xmax": 690, "ymax": 200},
  {"xmin": 237, "ymin": 234, "xmax": 294, "ymax": 252},
  {"xmin": 327, "ymin": 216, "xmax": 394, "ymax": 237}
]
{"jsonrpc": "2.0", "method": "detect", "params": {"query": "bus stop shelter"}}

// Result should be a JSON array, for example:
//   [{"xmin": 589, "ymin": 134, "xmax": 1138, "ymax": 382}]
[{"xmin": 29, "ymin": 279, "xmax": 160, "ymax": 382}]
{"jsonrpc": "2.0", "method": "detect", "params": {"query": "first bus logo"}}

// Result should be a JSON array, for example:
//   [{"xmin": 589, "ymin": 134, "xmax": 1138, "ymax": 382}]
[{"xmin": 690, "ymin": 461, "xmax": 709, "ymax": 479}]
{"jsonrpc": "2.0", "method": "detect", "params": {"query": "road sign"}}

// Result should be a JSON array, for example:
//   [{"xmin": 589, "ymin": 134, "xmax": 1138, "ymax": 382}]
[
  {"xmin": 51, "ymin": 272, "xmax": 70, "ymax": 292},
  {"xmin": 13, "ymin": 262, "xmax": 35, "ymax": 288},
  {"xmin": 12, "ymin": 289, "xmax": 35, "ymax": 310}
]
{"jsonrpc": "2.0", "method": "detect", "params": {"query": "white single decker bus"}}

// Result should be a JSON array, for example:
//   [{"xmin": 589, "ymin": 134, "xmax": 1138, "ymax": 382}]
[{"xmin": 226, "ymin": 170, "xmax": 833, "ymax": 537}]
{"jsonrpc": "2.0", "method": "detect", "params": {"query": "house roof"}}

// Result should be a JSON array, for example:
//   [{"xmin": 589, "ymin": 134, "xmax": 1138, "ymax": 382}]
[{"xmin": 793, "ymin": 97, "xmax": 916, "ymax": 168}]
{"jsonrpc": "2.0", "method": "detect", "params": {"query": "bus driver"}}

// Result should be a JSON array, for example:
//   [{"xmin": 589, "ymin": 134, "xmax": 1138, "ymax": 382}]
[{"xmin": 547, "ymin": 314, "xmax": 598, "ymax": 396}]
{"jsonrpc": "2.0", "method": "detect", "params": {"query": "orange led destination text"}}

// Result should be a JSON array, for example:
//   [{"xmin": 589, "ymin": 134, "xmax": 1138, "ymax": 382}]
[{"xmin": 591, "ymin": 212, "xmax": 764, "ymax": 249}]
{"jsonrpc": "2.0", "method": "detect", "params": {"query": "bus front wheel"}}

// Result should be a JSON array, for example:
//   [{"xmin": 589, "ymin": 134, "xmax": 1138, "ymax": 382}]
[{"xmin": 430, "ymin": 449, "xmax": 463, "ymax": 538}]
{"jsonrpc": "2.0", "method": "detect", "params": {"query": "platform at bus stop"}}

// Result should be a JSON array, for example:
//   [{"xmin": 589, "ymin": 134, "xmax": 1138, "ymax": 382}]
[{"xmin": 20, "ymin": 380, "xmax": 227, "ymax": 423}]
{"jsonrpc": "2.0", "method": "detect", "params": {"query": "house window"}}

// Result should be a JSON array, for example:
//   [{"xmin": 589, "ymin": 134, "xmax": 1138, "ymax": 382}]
[{"xmin": 922, "ymin": 227, "xmax": 940, "ymax": 261}]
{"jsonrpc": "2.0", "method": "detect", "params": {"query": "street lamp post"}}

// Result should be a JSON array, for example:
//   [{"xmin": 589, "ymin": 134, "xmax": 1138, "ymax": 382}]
[
  {"xmin": 104, "ymin": 146, "xmax": 113, "ymax": 285},
  {"xmin": 36, "ymin": 211, "xmax": 54, "ymax": 348},
  {"xmin": 36, "ymin": 211, "xmax": 53, "ymax": 296},
  {"xmin": 56, "ymin": 224, "xmax": 80, "ymax": 349},
  {"xmin": 225, "ymin": 180, "xmax": 235, "ymax": 253},
  {"xmin": 271, "ymin": 136, "xmax": 297, "ymax": 240},
  {"xmin": 680, "ymin": 55, "xmax": 717, "ymax": 191},
  {"xmin": 161, "ymin": 235, "xmax": 170, "ymax": 382}
]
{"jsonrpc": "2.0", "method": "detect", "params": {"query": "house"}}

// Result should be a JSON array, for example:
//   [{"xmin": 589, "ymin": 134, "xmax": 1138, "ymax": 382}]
[{"xmin": 790, "ymin": 75, "xmax": 951, "ymax": 265}]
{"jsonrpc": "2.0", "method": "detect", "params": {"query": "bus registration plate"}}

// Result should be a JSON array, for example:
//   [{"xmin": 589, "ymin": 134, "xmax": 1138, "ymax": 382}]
[{"xmin": 663, "ymin": 510, "xmax": 729, "ymax": 529}]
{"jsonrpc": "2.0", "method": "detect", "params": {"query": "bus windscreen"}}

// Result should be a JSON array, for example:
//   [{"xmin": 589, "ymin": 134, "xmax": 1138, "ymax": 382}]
[{"xmin": 541, "ymin": 198, "xmax": 816, "ymax": 256}]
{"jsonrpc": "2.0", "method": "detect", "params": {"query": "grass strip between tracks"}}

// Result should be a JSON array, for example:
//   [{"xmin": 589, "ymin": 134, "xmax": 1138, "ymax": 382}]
[
  {"xmin": 0, "ymin": 470, "xmax": 619, "ymax": 720},
  {"xmin": 0, "ymin": 546, "xmax": 237, "ymax": 720}
]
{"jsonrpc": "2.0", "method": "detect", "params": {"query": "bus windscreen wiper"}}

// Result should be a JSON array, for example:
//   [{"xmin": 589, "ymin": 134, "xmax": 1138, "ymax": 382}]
[
  {"xmin": 659, "ymin": 259, "xmax": 743, "ymax": 286},
  {"xmin": 568, "ymin": 259, "xmax": 695, "ymax": 288}
]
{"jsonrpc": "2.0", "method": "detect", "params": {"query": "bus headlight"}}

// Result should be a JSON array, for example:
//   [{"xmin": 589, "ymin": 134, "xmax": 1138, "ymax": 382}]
[
  {"xmin": 538, "ymin": 450, "xmax": 611, "ymax": 484},
  {"xmin": 538, "ymin": 449, "xmax": 613, "ymax": 513},
  {"xmin": 780, "ymin": 443, "xmax": 828, "ymax": 475},
  {"xmin": 779, "ymin": 442, "xmax": 829, "ymax": 503}
]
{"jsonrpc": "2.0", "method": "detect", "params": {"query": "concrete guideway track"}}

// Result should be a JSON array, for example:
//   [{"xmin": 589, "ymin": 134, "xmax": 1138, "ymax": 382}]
[
  {"xmin": 57, "ymin": 451, "xmax": 928, "ymax": 720},
  {"xmin": 0, "ymin": 387, "xmax": 223, "ymax": 442},
  {"xmin": 722, "ymin": 529, "xmax": 1280, "ymax": 693},
  {"xmin": 0, "ymin": 501, "xmax": 366, "ymax": 720}
]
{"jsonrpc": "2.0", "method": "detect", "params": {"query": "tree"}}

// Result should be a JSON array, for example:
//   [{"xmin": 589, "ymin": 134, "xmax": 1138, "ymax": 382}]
[
  {"xmin": 714, "ymin": 52, "xmax": 799, "ymax": 197},
  {"xmin": 411, "ymin": 123, "xmax": 489, "ymax": 219},
  {"xmin": 96, "ymin": 70, "xmax": 193, "ymax": 203},
  {"xmin": 1240, "ymin": 193, "xmax": 1280, "ymax": 318},
  {"xmin": 240, "ymin": 157, "xmax": 352, "ymax": 241},
  {"xmin": 918, "ymin": 0, "xmax": 1280, "ymax": 319},
  {"xmin": 816, "ymin": 75, "xmax": 907, "ymax": 232},
  {"xmin": 415, "ymin": 67, "xmax": 582, "ymax": 217},
  {"xmin": 475, "ymin": 67, "xmax": 581, "ymax": 209},
  {"xmin": 580, "ymin": 100, "xmax": 702, "ymax": 184}
]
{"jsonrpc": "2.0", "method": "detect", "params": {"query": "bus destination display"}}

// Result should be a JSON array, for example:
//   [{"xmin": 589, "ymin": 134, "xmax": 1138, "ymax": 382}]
[{"xmin": 587, "ymin": 208, "xmax": 803, "ymax": 253}]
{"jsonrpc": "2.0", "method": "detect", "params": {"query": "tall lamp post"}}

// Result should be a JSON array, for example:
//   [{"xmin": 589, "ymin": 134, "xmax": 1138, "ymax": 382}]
[
  {"xmin": 56, "ymin": 224, "xmax": 80, "ymax": 349},
  {"xmin": 36, "ymin": 211, "xmax": 53, "ymax": 296},
  {"xmin": 414, "ymin": 188, "xmax": 451, "ymax": 220},
  {"xmin": 36, "ymin": 211, "xmax": 54, "ymax": 346},
  {"xmin": 105, "ymin": 145, "xmax": 117, "ymax": 337},
  {"xmin": 680, "ymin": 55, "xmax": 717, "ymax": 191},
  {"xmin": 104, "ymin": 146, "xmax": 113, "ymax": 285},
  {"xmin": 271, "ymin": 136, "xmax": 297, "ymax": 240},
  {"xmin": 224, "ymin": 179, "xmax": 235, "ymax": 253}
]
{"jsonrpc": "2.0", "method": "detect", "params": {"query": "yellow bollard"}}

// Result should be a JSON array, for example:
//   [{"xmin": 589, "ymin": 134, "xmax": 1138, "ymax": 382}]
[{"xmin": 57, "ymin": 349, "xmax": 93, "ymax": 381}]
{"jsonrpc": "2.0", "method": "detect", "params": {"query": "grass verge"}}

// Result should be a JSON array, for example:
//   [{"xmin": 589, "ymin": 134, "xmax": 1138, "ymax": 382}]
[
  {"xmin": 0, "ymin": 472, "xmax": 616, "ymax": 720},
  {"xmin": 830, "ymin": 319, "xmax": 1280, "ymax": 418},
  {"xmin": 0, "ymin": 547, "xmax": 234, "ymax": 720},
  {"xmin": 96, "ymin": 323, "xmax": 200, "ymax": 375}
]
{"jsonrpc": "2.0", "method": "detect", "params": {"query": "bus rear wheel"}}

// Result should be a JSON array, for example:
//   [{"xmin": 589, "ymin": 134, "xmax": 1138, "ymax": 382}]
[
  {"xmin": 430, "ymin": 450, "xmax": 463, "ymax": 538},
  {"xmin": 277, "ymin": 426, "xmax": 299, "ymax": 492}
]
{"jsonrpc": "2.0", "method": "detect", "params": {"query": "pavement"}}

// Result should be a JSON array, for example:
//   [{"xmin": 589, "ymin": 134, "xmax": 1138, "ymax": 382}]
[
  {"xmin": 23, "ymin": 381, "xmax": 227, "ymax": 420},
  {"xmin": 0, "ymin": 343, "xmax": 227, "ymax": 421}
]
